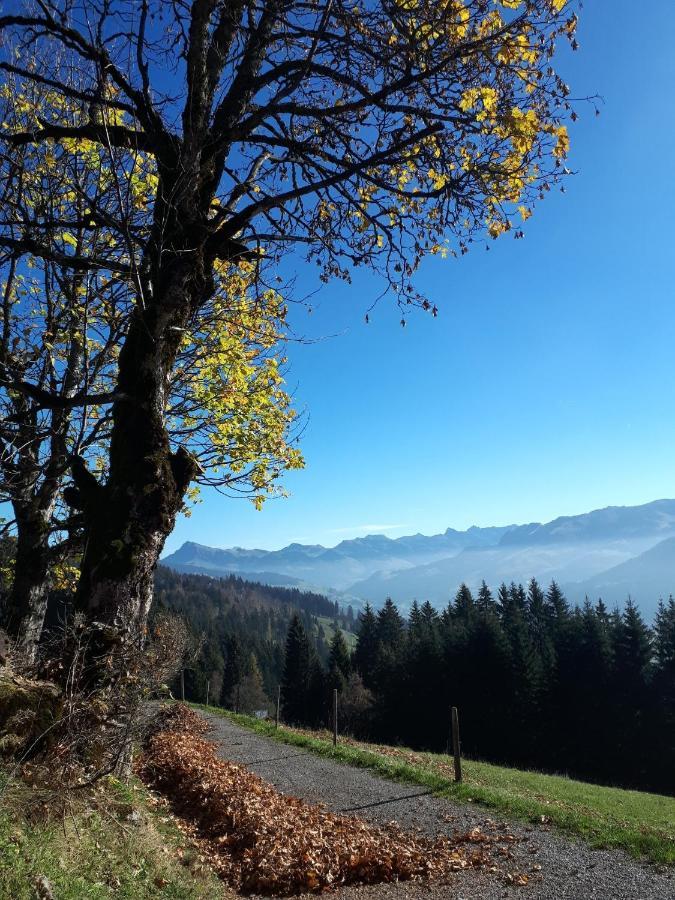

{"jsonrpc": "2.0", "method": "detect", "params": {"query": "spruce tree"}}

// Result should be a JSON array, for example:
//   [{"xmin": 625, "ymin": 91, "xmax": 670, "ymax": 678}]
[
  {"xmin": 237, "ymin": 654, "xmax": 271, "ymax": 715},
  {"xmin": 281, "ymin": 614, "xmax": 312, "ymax": 724},
  {"xmin": 651, "ymin": 599, "xmax": 675, "ymax": 788},
  {"xmin": 463, "ymin": 607, "xmax": 512, "ymax": 756},
  {"xmin": 408, "ymin": 600, "xmax": 423, "ymax": 636},
  {"xmin": 476, "ymin": 580, "xmax": 495, "ymax": 615},
  {"xmin": 527, "ymin": 577, "xmax": 556, "ymax": 675},
  {"xmin": 307, "ymin": 655, "xmax": 328, "ymax": 727},
  {"xmin": 220, "ymin": 634, "xmax": 246, "ymax": 709},
  {"xmin": 654, "ymin": 598, "xmax": 675, "ymax": 674},
  {"xmin": 403, "ymin": 599, "xmax": 442, "ymax": 748},
  {"xmin": 353, "ymin": 603, "xmax": 378, "ymax": 687},
  {"xmin": 501, "ymin": 584, "xmax": 542, "ymax": 762},
  {"xmin": 372, "ymin": 599, "xmax": 406, "ymax": 738},
  {"xmin": 545, "ymin": 580, "xmax": 569, "ymax": 621},
  {"xmin": 615, "ymin": 599, "xmax": 653, "ymax": 691},
  {"xmin": 612, "ymin": 600, "xmax": 653, "ymax": 785},
  {"xmin": 420, "ymin": 601, "xmax": 439, "ymax": 627},
  {"xmin": 453, "ymin": 583, "xmax": 475, "ymax": 623},
  {"xmin": 376, "ymin": 598, "xmax": 406, "ymax": 648},
  {"xmin": 328, "ymin": 628, "xmax": 352, "ymax": 691}
]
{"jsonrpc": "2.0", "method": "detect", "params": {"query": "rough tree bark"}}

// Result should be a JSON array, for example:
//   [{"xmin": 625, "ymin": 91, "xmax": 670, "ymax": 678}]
[
  {"xmin": 6, "ymin": 503, "xmax": 53, "ymax": 664},
  {"xmin": 69, "ymin": 187, "xmax": 226, "ymax": 652}
]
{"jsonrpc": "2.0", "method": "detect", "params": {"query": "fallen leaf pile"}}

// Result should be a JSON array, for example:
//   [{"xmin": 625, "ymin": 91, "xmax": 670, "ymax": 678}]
[
  {"xmin": 137, "ymin": 705, "xmax": 531, "ymax": 895},
  {"xmin": 151, "ymin": 702, "xmax": 212, "ymax": 736}
]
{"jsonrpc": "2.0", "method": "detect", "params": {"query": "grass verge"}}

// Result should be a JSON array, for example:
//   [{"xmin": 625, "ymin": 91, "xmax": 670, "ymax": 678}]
[
  {"xmin": 0, "ymin": 771, "xmax": 228, "ymax": 899},
  {"xmin": 195, "ymin": 704, "xmax": 675, "ymax": 867}
]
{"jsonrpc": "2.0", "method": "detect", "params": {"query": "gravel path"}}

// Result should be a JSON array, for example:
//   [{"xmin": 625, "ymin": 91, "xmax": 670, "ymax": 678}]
[{"xmin": 199, "ymin": 711, "xmax": 674, "ymax": 900}]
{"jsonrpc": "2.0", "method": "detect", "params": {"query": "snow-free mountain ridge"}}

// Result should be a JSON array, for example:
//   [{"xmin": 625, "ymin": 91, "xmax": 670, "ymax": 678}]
[{"xmin": 162, "ymin": 500, "xmax": 675, "ymax": 619}]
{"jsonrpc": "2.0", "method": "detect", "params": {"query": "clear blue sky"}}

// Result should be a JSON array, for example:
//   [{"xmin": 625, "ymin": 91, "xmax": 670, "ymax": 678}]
[{"xmin": 165, "ymin": 1, "xmax": 675, "ymax": 554}]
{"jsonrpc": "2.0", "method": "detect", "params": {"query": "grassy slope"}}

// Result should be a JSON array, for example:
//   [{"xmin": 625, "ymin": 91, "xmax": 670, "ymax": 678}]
[
  {"xmin": 315, "ymin": 616, "xmax": 357, "ymax": 650},
  {"xmin": 197, "ymin": 705, "xmax": 675, "ymax": 866},
  {"xmin": 0, "ymin": 774, "xmax": 228, "ymax": 900}
]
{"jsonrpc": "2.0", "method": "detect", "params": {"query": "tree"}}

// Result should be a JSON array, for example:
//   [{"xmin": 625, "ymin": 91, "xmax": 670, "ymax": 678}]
[
  {"xmin": 339, "ymin": 673, "xmax": 374, "ymax": 737},
  {"xmin": 353, "ymin": 604, "xmax": 378, "ymax": 687},
  {"xmin": 220, "ymin": 634, "xmax": 247, "ymax": 708},
  {"xmin": 404, "ymin": 598, "xmax": 442, "ymax": 748},
  {"xmin": 0, "ymin": 80, "xmax": 302, "ymax": 665},
  {"xmin": 613, "ymin": 599, "xmax": 653, "ymax": 777},
  {"xmin": 614, "ymin": 599, "xmax": 652, "ymax": 702},
  {"xmin": 476, "ymin": 581, "xmax": 495, "ymax": 615},
  {"xmin": 0, "ymin": 82, "xmax": 129, "ymax": 660},
  {"xmin": 372, "ymin": 598, "xmax": 406, "ymax": 737},
  {"xmin": 237, "ymin": 653, "xmax": 271, "ymax": 714},
  {"xmin": 453, "ymin": 583, "xmax": 475, "ymax": 623},
  {"xmin": 328, "ymin": 628, "xmax": 351, "ymax": 691},
  {"xmin": 376, "ymin": 598, "xmax": 406, "ymax": 650},
  {"xmin": 281, "ymin": 614, "xmax": 312, "ymax": 724},
  {"xmin": 500, "ymin": 582, "xmax": 542, "ymax": 762},
  {"xmin": 0, "ymin": 0, "xmax": 580, "ymax": 659},
  {"xmin": 526, "ymin": 576, "xmax": 555, "ymax": 675},
  {"xmin": 651, "ymin": 599, "xmax": 675, "ymax": 788}
]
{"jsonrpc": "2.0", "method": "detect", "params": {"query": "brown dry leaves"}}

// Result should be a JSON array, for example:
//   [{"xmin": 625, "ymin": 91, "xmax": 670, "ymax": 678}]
[{"xmin": 137, "ymin": 706, "xmax": 530, "ymax": 895}]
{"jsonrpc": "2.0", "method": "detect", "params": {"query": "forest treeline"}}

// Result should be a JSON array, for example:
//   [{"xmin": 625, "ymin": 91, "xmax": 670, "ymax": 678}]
[
  {"xmin": 164, "ymin": 568, "xmax": 675, "ymax": 796},
  {"xmin": 152, "ymin": 566, "xmax": 355, "ymax": 706}
]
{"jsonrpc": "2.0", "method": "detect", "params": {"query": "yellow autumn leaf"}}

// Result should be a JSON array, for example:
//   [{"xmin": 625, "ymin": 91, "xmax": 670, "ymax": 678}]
[{"xmin": 61, "ymin": 232, "xmax": 78, "ymax": 248}]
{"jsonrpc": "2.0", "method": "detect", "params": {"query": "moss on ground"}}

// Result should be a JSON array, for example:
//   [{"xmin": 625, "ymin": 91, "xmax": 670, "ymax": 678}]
[{"xmin": 0, "ymin": 772, "xmax": 229, "ymax": 899}]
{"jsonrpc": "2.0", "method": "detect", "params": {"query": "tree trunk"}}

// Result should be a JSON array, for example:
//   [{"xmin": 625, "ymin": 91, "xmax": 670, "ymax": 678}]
[
  {"xmin": 5, "ymin": 502, "xmax": 53, "ymax": 667},
  {"xmin": 70, "ymin": 201, "xmax": 205, "ymax": 660}
]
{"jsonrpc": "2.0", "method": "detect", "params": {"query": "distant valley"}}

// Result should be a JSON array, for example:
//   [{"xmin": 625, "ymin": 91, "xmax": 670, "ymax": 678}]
[{"xmin": 162, "ymin": 499, "xmax": 675, "ymax": 619}]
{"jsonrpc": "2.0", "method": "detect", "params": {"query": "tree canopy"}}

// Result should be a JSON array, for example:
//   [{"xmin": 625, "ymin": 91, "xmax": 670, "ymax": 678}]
[{"xmin": 0, "ymin": 0, "xmax": 581, "ymax": 658}]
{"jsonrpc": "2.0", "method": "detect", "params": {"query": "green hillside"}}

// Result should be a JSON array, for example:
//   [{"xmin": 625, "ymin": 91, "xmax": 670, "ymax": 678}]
[{"xmin": 315, "ymin": 615, "xmax": 358, "ymax": 650}]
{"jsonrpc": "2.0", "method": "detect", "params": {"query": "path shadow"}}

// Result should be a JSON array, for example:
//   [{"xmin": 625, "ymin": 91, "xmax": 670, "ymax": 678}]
[
  {"xmin": 340, "ymin": 790, "xmax": 433, "ymax": 813},
  {"xmin": 233, "ymin": 752, "xmax": 310, "ymax": 765}
]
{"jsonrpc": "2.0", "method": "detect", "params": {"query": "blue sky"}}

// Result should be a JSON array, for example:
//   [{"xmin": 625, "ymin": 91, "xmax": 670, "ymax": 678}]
[{"xmin": 165, "ymin": 1, "xmax": 675, "ymax": 554}]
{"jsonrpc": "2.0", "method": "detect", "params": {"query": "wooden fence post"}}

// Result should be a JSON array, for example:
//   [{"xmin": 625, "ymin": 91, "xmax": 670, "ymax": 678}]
[
  {"xmin": 180, "ymin": 668, "xmax": 185, "ymax": 702},
  {"xmin": 333, "ymin": 689, "xmax": 338, "ymax": 747},
  {"xmin": 451, "ymin": 706, "xmax": 462, "ymax": 783},
  {"xmin": 276, "ymin": 685, "xmax": 281, "ymax": 729}
]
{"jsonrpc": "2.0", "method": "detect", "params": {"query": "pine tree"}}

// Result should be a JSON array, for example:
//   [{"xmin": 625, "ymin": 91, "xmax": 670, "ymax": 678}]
[
  {"xmin": 615, "ymin": 599, "xmax": 653, "ymax": 692},
  {"xmin": 545, "ymin": 580, "xmax": 569, "ymax": 621},
  {"xmin": 371, "ymin": 599, "xmax": 405, "ymax": 738},
  {"xmin": 476, "ymin": 580, "xmax": 495, "ymax": 615},
  {"xmin": 220, "ymin": 634, "xmax": 246, "ymax": 709},
  {"xmin": 612, "ymin": 600, "xmax": 653, "ymax": 785},
  {"xmin": 403, "ymin": 599, "xmax": 442, "ymax": 748},
  {"xmin": 328, "ymin": 628, "xmax": 352, "ymax": 691},
  {"xmin": 237, "ymin": 654, "xmax": 271, "ymax": 715},
  {"xmin": 353, "ymin": 603, "xmax": 378, "ymax": 687},
  {"xmin": 376, "ymin": 598, "xmax": 405, "ymax": 648},
  {"xmin": 281, "ymin": 614, "xmax": 312, "ymax": 724},
  {"xmin": 408, "ymin": 600, "xmax": 423, "ymax": 636},
  {"xmin": 654, "ymin": 598, "xmax": 675, "ymax": 674},
  {"xmin": 497, "ymin": 582, "xmax": 510, "ymax": 612},
  {"xmin": 463, "ymin": 606, "xmax": 512, "ymax": 756},
  {"xmin": 307, "ymin": 655, "xmax": 328, "ymax": 727},
  {"xmin": 527, "ymin": 577, "xmax": 556, "ymax": 674},
  {"xmin": 501, "ymin": 584, "xmax": 542, "ymax": 763},
  {"xmin": 420, "ymin": 601, "xmax": 439, "ymax": 627},
  {"xmin": 453, "ymin": 583, "xmax": 475, "ymax": 623},
  {"xmin": 651, "ymin": 598, "xmax": 675, "ymax": 789}
]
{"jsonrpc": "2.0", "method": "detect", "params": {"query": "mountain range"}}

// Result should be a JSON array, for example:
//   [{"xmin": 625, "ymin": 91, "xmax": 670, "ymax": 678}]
[{"xmin": 161, "ymin": 499, "xmax": 675, "ymax": 620}]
